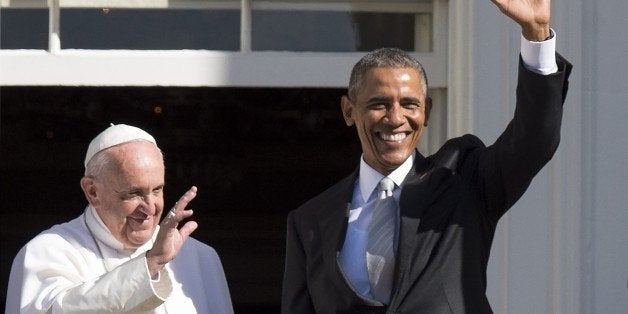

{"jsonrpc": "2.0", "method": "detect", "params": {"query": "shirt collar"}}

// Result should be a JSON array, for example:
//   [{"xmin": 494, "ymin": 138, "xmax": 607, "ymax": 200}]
[
  {"xmin": 85, "ymin": 205, "xmax": 158, "ymax": 255},
  {"xmin": 358, "ymin": 152, "xmax": 415, "ymax": 202}
]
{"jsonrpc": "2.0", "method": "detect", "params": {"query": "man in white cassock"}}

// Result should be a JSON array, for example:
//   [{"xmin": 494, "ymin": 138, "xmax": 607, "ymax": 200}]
[{"xmin": 6, "ymin": 124, "xmax": 234, "ymax": 314}]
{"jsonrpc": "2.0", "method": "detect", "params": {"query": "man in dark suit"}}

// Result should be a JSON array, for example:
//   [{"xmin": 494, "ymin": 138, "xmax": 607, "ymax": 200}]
[{"xmin": 282, "ymin": 0, "xmax": 572, "ymax": 313}]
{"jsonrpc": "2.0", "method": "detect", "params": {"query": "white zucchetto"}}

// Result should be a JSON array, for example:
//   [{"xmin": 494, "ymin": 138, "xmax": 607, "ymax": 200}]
[{"xmin": 84, "ymin": 123, "xmax": 156, "ymax": 168}]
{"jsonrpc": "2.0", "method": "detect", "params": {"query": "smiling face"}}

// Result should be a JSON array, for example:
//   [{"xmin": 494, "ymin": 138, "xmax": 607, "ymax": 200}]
[
  {"xmin": 341, "ymin": 67, "xmax": 431, "ymax": 175},
  {"xmin": 81, "ymin": 141, "xmax": 165, "ymax": 248}
]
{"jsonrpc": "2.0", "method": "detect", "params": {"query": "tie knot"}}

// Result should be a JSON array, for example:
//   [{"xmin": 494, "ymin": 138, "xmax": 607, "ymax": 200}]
[{"xmin": 379, "ymin": 177, "xmax": 394, "ymax": 199}]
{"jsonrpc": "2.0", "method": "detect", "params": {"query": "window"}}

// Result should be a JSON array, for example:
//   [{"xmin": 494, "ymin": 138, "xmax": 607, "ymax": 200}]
[
  {"xmin": 250, "ymin": 0, "xmax": 433, "ymax": 52},
  {"xmin": 0, "ymin": 8, "xmax": 48, "ymax": 49},
  {"xmin": 60, "ymin": 8, "xmax": 240, "ymax": 50},
  {"xmin": 252, "ymin": 10, "xmax": 428, "ymax": 52},
  {"xmin": 1, "ymin": 0, "xmax": 434, "ymax": 52},
  {"xmin": 0, "ymin": 0, "xmax": 448, "ymax": 152}
]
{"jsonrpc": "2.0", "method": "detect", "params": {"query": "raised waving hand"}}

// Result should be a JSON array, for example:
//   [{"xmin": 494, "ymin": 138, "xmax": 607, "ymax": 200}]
[
  {"xmin": 491, "ymin": 0, "xmax": 551, "ymax": 41},
  {"xmin": 146, "ymin": 186, "xmax": 199, "ymax": 277}
]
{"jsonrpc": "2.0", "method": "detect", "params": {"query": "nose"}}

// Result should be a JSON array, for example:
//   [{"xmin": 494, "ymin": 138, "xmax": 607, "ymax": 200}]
[
  {"xmin": 386, "ymin": 103, "xmax": 405, "ymax": 127},
  {"xmin": 139, "ymin": 194, "xmax": 157, "ymax": 215}
]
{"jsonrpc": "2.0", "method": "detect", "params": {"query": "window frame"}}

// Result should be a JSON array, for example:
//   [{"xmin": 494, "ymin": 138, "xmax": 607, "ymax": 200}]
[
  {"xmin": 0, "ymin": 0, "xmax": 450, "ymax": 153},
  {"xmin": 0, "ymin": 0, "xmax": 445, "ymax": 88}
]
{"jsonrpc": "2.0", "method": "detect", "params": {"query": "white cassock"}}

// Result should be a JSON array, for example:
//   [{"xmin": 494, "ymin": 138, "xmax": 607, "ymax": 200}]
[{"xmin": 5, "ymin": 206, "xmax": 234, "ymax": 314}]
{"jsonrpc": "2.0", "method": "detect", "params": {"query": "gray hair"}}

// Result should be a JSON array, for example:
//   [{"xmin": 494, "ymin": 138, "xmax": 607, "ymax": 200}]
[
  {"xmin": 84, "ymin": 149, "xmax": 113, "ymax": 178},
  {"xmin": 348, "ymin": 48, "xmax": 428, "ymax": 100}
]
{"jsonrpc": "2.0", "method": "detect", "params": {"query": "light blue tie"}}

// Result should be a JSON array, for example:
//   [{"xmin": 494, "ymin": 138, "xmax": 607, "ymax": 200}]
[{"xmin": 366, "ymin": 177, "xmax": 396, "ymax": 304}]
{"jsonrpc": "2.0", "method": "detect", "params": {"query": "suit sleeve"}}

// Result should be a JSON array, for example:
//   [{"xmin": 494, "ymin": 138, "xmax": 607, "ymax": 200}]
[
  {"xmin": 475, "ymin": 54, "xmax": 572, "ymax": 223},
  {"xmin": 281, "ymin": 211, "xmax": 315, "ymax": 314}
]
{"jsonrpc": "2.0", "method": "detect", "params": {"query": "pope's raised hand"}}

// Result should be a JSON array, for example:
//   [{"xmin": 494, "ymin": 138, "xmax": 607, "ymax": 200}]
[
  {"xmin": 146, "ymin": 186, "xmax": 199, "ymax": 277},
  {"xmin": 490, "ymin": 0, "xmax": 551, "ymax": 41}
]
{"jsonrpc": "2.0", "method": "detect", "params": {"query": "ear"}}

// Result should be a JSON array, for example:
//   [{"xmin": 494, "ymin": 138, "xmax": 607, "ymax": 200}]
[
  {"xmin": 424, "ymin": 96, "xmax": 433, "ymax": 127},
  {"xmin": 340, "ymin": 95, "xmax": 355, "ymax": 126},
  {"xmin": 80, "ymin": 177, "xmax": 101, "ymax": 208}
]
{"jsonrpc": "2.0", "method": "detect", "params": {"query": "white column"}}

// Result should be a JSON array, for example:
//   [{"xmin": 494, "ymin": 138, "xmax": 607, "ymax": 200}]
[
  {"xmin": 240, "ymin": 0, "xmax": 252, "ymax": 53},
  {"xmin": 446, "ymin": 0, "xmax": 474, "ymax": 138},
  {"xmin": 48, "ymin": 0, "xmax": 60, "ymax": 54}
]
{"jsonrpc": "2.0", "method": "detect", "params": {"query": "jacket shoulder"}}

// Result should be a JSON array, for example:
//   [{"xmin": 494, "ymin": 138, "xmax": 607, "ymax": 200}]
[
  {"xmin": 426, "ymin": 134, "xmax": 486, "ymax": 173},
  {"xmin": 291, "ymin": 171, "xmax": 356, "ymax": 217}
]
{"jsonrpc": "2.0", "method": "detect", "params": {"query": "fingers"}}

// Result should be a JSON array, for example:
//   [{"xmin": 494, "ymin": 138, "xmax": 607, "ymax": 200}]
[
  {"xmin": 173, "ymin": 186, "xmax": 198, "ymax": 212},
  {"xmin": 165, "ymin": 207, "xmax": 177, "ymax": 220},
  {"xmin": 179, "ymin": 221, "xmax": 199, "ymax": 240},
  {"xmin": 148, "ymin": 187, "xmax": 199, "ymax": 275},
  {"xmin": 163, "ymin": 207, "xmax": 195, "ymax": 225},
  {"xmin": 162, "ymin": 186, "xmax": 197, "ymax": 224}
]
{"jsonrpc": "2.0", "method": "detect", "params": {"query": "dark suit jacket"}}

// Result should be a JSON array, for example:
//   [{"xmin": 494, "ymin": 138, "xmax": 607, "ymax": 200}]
[{"xmin": 282, "ymin": 55, "xmax": 572, "ymax": 314}]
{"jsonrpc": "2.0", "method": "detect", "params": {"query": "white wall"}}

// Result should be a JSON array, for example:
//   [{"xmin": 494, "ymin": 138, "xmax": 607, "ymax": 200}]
[
  {"xmin": 578, "ymin": 2, "xmax": 628, "ymax": 312},
  {"xmin": 464, "ymin": 0, "xmax": 628, "ymax": 313}
]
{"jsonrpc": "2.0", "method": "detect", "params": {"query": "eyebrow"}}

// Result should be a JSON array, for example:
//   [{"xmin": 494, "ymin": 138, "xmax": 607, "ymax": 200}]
[
  {"xmin": 400, "ymin": 96, "xmax": 422, "ymax": 103},
  {"xmin": 114, "ymin": 184, "xmax": 164, "ymax": 195},
  {"xmin": 366, "ymin": 96, "xmax": 422, "ymax": 104},
  {"xmin": 366, "ymin": 96, "xmax": 392, "ymax": 104},
  {"xmin": 113, "ymin": 187, "xmax": 139, "ymax": 196}
]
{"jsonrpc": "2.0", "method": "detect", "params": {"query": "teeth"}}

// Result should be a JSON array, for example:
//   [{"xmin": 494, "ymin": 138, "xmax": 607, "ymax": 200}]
[{"xmin": 380, "ymin": 133, "xmax": 407, "ymax": 141}]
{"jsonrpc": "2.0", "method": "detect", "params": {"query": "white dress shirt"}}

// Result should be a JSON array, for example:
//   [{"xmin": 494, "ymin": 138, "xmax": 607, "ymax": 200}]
[{"xmin": 338, "ymin": 154, "xmax": 415, "ymax": 299}]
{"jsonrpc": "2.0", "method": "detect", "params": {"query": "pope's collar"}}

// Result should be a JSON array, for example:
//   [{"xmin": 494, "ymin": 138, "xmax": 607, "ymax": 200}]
[
  {"xmin": 358, "ymin": 152, "xmax": 415, "ymax": 203},
  {"xmin": 85, "ymin": 205, "xmax": 158, "ymax": 255}
]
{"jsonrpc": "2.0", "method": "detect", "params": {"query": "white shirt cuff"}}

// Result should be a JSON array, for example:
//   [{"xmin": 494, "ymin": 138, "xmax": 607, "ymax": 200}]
[
  {"xmin": 143, "ymin": 256, "xmax": 173, "ymax": 301},
  {"xmin": 521, "ymin": 28, "xmax": 558, "ymax": 75}
]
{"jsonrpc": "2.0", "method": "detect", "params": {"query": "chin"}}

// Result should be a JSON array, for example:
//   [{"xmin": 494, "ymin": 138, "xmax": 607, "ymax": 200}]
[
  {"xmin": 126, "ymin": 239, "xmax": 150, "ymax": 248},
  {"xmin": 127, "ymin": 232, "xmax": 153, "ymax": 245},
  {"xmin": 382, "ymin": 153, "xmax": 411, "ymax": 166}
]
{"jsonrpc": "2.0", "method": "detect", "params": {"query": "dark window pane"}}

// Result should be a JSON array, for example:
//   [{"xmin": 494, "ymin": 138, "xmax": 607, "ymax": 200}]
[
  {"xmin": 0, "ymin": 86, "xmax": 361, "ymax": 312},
  {"xmin": 352, "ymin": 12, "xmax": 424, "ymax": 51},
  {"xmin": 0, "ymin": 8, "xmax": 48, "ymax": 49},
  {"xmin": 60, "ymin": 9, "xmax": 240, "ymax": 50},
  {"xmin": 252, "ymin": 10, "xmax": 419, "ymax": 52}
]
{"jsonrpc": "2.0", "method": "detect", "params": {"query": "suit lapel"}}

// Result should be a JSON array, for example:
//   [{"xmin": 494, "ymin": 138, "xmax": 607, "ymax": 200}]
[
  {"xmin": 391, "ymin": 153, "xmax": 434, "ymax": 307},
  {"xmin": 312, "ymin": 156, "xmax": 441, "ymax": 307},
  {"xmin": 315, "ymin": 171, "xmax": 384, "ymax": 306},
  {"xmin": 316, "ymin": 171, "xmax": 357, "ymax": 272}
]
